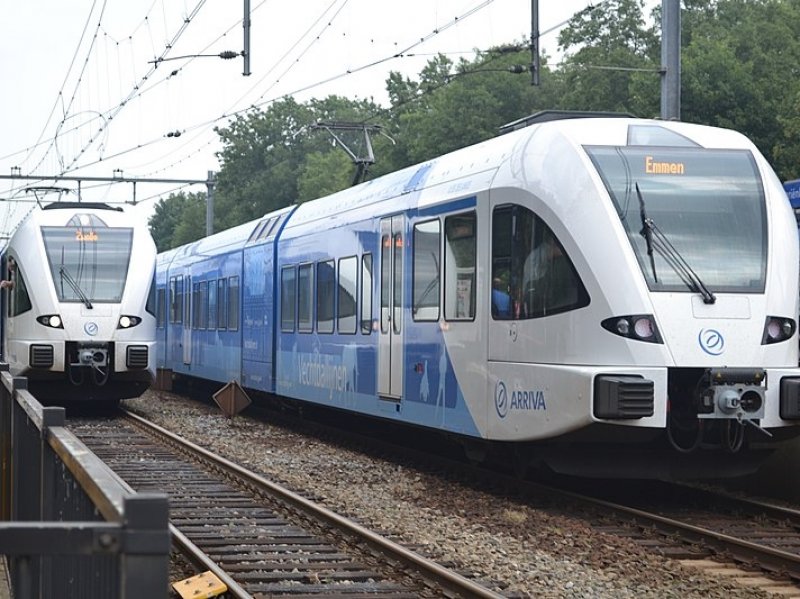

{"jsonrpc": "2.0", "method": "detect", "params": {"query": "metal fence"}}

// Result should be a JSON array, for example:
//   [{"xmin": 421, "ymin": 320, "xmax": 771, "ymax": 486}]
[{"xmin": 0, "ymin": 364, "xmax": 170, "ymax": 598}]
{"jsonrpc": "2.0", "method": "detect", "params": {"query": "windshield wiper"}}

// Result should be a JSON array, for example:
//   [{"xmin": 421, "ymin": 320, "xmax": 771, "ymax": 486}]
[
  {"xmin": 60, "ymin": 265, "xmax": 93, "ymax": 309},
  {"xmin": 635, "ymin": 183, "xmax": 716, "ymax": 305},
  {"xmin": 636, "ymin": 183, "xmax": 658, "ymax": 283}
]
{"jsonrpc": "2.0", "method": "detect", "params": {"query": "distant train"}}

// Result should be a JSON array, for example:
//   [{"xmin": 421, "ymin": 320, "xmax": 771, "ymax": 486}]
[
  {"xmin": 155, "ymin": 115, "xmax": 800, "ymax": 478},
  {"xmin": 0, "ymin": 202, "xmax": 157, "ymax": 402}
]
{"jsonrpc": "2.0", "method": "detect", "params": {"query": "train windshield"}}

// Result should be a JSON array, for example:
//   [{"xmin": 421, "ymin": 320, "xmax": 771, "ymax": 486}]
[
  {"xmin": 41, "ymin": 225, "xmax": 134, "ymax": 303},
  {"xmin": 585, "ymin": 146, "xmax": 766, "ymax": 293}
]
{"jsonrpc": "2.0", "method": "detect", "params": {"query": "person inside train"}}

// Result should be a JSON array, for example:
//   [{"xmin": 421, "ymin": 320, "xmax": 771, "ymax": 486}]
[
  {"xmin": 0, "ymin": 257, "xmax": 16, "ymax": 290},
  {"xmin": 491, "ymin": 276, "xmax": 511, "ymax": 318}
]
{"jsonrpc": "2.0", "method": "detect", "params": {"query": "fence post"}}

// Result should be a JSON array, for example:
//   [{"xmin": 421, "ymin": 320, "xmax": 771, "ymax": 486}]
[
  {"xmin": 38, "ymin": 406, "xmax": 66, "ymax": 599},
  {"xmin": 0, "ymin": 365, "xmax": 11, "ymax": 521},
  {"xmin": 120, "ymin": 494, "xmax": 170, "ymax": 598}
]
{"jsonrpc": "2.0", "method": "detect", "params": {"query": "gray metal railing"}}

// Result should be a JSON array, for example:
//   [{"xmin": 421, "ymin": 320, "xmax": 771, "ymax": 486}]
[{"xmin": 0, "ymin": 365, "xmax": 170, "ymax": 598}]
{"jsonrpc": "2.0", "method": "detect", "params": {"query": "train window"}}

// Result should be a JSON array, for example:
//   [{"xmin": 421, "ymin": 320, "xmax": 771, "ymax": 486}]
[
  {"xmin": 191, "ymin": 283, "xmax": 200, "ymax": 329},
  {"xmin": 492, "ymin": 205, "xmax": 589, "ymax": 319},
  {"xmin": 175, "ymin": 275, "xmax": 189, "ymax": 324},
  {"xmin": 201, "ymin": 281, "xmax": 210, "ymax": 330},
  {"xmin": 338, "ymin": 256, "xmax": 357, "ymax": 334},
  {"xmin": 169, "ymin": 277, "xmax": 178, "ymax": 323},
  {"xmin": 380, "ymin": 235, "xmax": 391, "ymax": 334},
  {"xmin": 146, "ymin": 275, "xmax": 157, "ymax": 316},
  {"xmin": 413, "ymin": 220, "xmax": 440, "ymax": 321},
  {"xmin": 281, "ymin": 267, "xmax": 296, "ymax": 332},
  {"xmin": 192, "ymin": 282, "xmax": 200, "ymax": 329},
  {"xmin": 7, "ymin": 259, "xmax": 32, "ymax": 317},
  {"xmin": 208, "ymin": 279, "xmax": 218, "ymax": 330},
  {"xmin": 156, "ymin": 288, "xmax": 166, "ymax": 328},
  {"xmin": 317, "ymin": 260, "xmax": 335, "ymax": 334},
  {"xmin": 298, "ymin": 264, "xmax": 314, "ymax": 333},
  {"xmin": 217, "ymin": 279, "xmax": 227, "ymax": 330},
  {"xmin": 42, "ymin": 226, "xmax": 133, "ymax": 303},
  {"xmin": 260, "ymin": 217, "xmax": 278, "ymax": 240},
  {"xmin": 228, "ymin": 276, "xmax": 240, "ymax": 331},
  {"xmin": 173, "ymin": 276, "xmax": 184, "ymax": 324},
  {"xmin": 361, "ymin": 253, "xmax": 373, "ymax": 335},
  {"xmin": 393, "ymin": 233, "xmax": 403, "ymax": 334},
  {"xmin": 444, "ymin": 212, "xmax": 476, "ymax": 321},
  {"xmin": 184, "ymin": 276, "xmax": 191, "ymax": 328},
  {"xmin": 247, "ymin": 219, "xmax": 269, "ymax": 242}
]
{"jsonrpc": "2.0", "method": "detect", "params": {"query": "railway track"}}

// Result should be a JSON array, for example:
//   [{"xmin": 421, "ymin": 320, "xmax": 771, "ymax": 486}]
[
  {"xmin": 559, "ymin": 479, "xmax": 800, "ymax": 593},
  {"xmin": 242, "ymin": 398, "xmax": 800, "ymax": 596},
  {"xmin": 68, "ymin": 411, "xmax": 506, "ymax": 598}
]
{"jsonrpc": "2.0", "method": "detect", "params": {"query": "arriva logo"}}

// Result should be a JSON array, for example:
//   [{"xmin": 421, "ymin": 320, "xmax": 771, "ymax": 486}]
[
  {"xmin": 698, "ymin": 328, "xmax": 724, "ymax": 356},
  {"xmin": 495, "ymin": 380, "xmax": 547, "ymax": 419},
  {"xmin": 495, "ymin": 381, "xmax": 509, "ymax": 418},
  {"xmin": 84, "ymin": 322, "xmax": 98, "ymax": 336}
]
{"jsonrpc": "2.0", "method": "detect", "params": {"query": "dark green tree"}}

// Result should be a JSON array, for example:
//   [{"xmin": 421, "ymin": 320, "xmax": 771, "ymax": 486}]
[
  {"xmin": 386, "ymin": 47, "xmax": 565, "ymax": 164},
  {"xmin": 213, "ymin": 95, "xmax": 386, "ymax": 229},
  {"xmin": 148, "ymin": 191, "xmax": 206, "ymax": 252},
  {"xmin": 297, "ymin": 150, "xmax": 354, "ymax": 202},
  {"xmin": 556, "ymin": 0, "xmax": 660, "ymax": 116},
  {"xmin": 681, "ymin": 0, "xmax": 800, "ymax": 179}
]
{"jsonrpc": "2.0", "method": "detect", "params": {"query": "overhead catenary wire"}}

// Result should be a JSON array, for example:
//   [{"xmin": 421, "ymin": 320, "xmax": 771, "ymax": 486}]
[{"xmin": 2, "ymin": 0, "xmax": 620, "ymax": 227}]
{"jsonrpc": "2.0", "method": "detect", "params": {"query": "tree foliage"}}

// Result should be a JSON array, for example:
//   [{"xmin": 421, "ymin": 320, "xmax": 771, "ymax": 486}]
[
  {"xmin": 681, "ymin": 0, "xmax": 800, "ymax": 178},
  {"xmin": 148, "ymin": 191, "xmax": 206, "ymax": 252}
]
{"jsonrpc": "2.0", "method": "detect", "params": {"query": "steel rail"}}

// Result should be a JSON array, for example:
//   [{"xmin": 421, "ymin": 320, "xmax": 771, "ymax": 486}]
[
  {"xmin": 537, "ymin": 482, "xmax": 800, "ymax": 580},
  {"xmin": 122, "ymin": 409, "xmax": 505, "ymax": 599}
]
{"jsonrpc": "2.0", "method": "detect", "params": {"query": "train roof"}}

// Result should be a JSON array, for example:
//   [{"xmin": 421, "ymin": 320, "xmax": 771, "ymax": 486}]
[
  {"xmin": 155, "ymin": 116, "xmax": 763, "ymax": 265},
  {"xmin": 160, "ymin": 205, "xmax": 295, "ymax": 268},
  {"xmin": 41, "ymin": 201, "xmax": 123, "ymax": 211},
  {"xmin": 279, "ymin": 117, "xmax": 756, "ymax": 236}
]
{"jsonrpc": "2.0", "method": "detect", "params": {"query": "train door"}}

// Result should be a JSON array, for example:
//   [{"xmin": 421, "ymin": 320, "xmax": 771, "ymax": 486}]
[
  {"xmin": 183, "ymin": 273, "xmax": 192, "ymax": 365},
  {"xmin": 378, "ymin": 216, "xmax": 404, "ymax": 399}
]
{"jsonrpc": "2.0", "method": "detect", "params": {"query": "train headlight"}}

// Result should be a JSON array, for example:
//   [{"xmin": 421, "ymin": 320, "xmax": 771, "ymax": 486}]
[
  {"xmin": 117, "ymin": 315, "xmax": 142, "ymax": 329},
  {"xmin": 762, "ymin": 316, "xmax": 796, "ymax": 344},
  {"xmin": 37, "ymin": 314, "xmax": 63, "ymax": 329},
  {"xmin": 601, "ymin": 314, "xmax": 663, "ymax": 344}
]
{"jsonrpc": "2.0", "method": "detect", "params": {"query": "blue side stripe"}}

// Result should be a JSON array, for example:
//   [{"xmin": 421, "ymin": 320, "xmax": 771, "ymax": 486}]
[{"xmin": 413, "ymin": 195, "xmax": 477, "ymax": 219}]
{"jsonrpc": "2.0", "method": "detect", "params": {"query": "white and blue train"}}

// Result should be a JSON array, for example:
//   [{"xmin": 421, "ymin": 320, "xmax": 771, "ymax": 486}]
[
  {"xmin": 155, "ymin": 115, "xmax": 800, "ymax": 478},
  {"xmin": 1, "ymin": 201, "xmax": 157, "ymax": 402}
]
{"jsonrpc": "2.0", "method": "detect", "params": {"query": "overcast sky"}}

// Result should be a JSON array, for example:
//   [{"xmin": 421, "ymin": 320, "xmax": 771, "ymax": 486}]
[{"xmin": 0, "ymin": 0, "xmax": 616, "ymax": 233}]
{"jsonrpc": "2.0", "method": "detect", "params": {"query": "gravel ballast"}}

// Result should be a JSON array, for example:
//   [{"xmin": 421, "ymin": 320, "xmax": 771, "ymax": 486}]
[{"xmin": 122, "ymin": 390, "xmax": 777, "ymax": 598}]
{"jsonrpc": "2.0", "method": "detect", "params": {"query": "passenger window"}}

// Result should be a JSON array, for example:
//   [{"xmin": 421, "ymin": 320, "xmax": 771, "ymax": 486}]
[
  {"xmin": 192, "ymin": 282, "xmax": 200, "ymax": 329},
  {"xmin": 280, "ymin": 267, "xmax": 296, "ymax": 332},
  {"xmin": 172, "ymin": 276, "xmax": 183, "ymax": 325},
  {"xmin": 338, "ymin": 256, "xmax": 357, "ymax": 334},
  {"xmin": 413, "ymin": 220, "xmax": 440, "ymax": 321},
  {"xmin": 444, "ymin": 212, "xmax": 476, "ymax": 321},
  {"xmin": 392, "ymin": 233, "xmax": 402, "ymax": 334},
  {"xmin": 491, "ymin": 204, "xmax": 589, "ymax": 320},
  {"xmin": 227, "ymin": 276, "xmax": 239, "ymax": 331},
  {"xmin": 380, "ymin": 235, "xmax": 391, "ymax": 334},
  {"xmin": 200, "ymin": 281, "xmax": 209, "ymax": 330},
  {"xmin": 208, "ymin": 279, "xmax": 217, "ymax": 330},
  {"xmin": 317, "ymin": 260, "xmax": 335, "ymax": 334},
  {"xmin": 298, "ymin": 264, "xmax": 313, "ymax": 333},
  {"xmin": 6, "ymin": 258, "xmax": 32, "ymax": 317},
  {"xmin": 217, "ymin": 279, "xmax": 227, "ymax": 330},
  {"xmin": 361, "ymin": 253, "xmax": 373, "ymax": 334},
  {"xmin": 146, "ymin": 274, "xmax": 157, "ymax": 316},
  {"xmin": 176, "ymin": 275, "xmax": 187, "ymax": 328}
]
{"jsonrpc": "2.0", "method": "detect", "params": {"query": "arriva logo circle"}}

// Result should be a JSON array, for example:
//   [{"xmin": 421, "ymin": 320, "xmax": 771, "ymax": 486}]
[
  {"xmin": 84, "ymin": 322, "xmax": 99, "ymax": 336},
  {"xmin": 698, "ymin": 328, "xmax": 724, "ymax": 356},
  {"xmin": 495, "ymin": 381, "xmax": 509, "ymax": 419}
]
